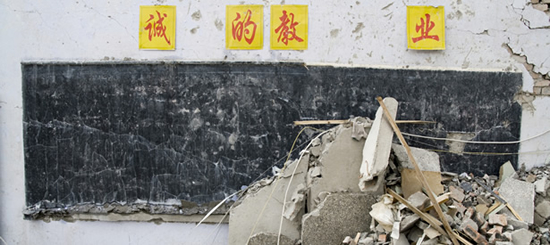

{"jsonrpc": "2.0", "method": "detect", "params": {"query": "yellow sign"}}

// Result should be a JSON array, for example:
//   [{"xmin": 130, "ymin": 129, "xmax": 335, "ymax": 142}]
[
  {"xmin": 226, "ymin": 5, "xmax": 263, "ymax": 50},
  {"xmin": 270, "ymin": 5, "xmax": 308, "ymax": 50},
  {"xmin": 407, "ymin": 6, "xmax": 445, "ymax": 50},
  {"xmin": 139, "ymin": 5, "xmax": 176, "ymax": 50}
]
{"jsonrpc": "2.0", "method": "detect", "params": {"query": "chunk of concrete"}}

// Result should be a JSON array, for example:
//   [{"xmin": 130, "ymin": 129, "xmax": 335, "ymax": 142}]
[
  {"xmin": 392, "ymin": 144, "xmax": 441, "ymax": 172},
  {"xmin": 511, "ymin": 228, "xmax": 533, "ymax": 245},
  {"xmin": 507, "ymin": 217, "xmax": 529, "ymax": 230},
  {"xmin": 498, "ymin": 177, "xmax": 535, "ymax": 224},
  {"xmin": 309, "ymin": 125, "xmax": 374, "ymax": 212},
  {"xmin": 302, "ymin": 193, "xmax": 376, "ymax": 245},
  {"xmin": 498, "ymin": 161, "xmax": 517, "ymax": 185},
  {"xmin": 359, "ymin": 97, "xmax": 398, "ymax": 191},
  {"xmin": 400, "ymin": 214, "xmax": 420, "ymax": 232},
  {"xmin": 247, "ymin": 232, "xmax": 297, "ymax": 245},
  {"xmin": 535, "ymin": 200, "xmax": 550, "ymax": 219},
  {"xmin": 534, "ymin": 178, "xmax": 548, "ymax": 196},
  {"xmin": 228, "ymin": 157, "xmax": 309, "ymax": 245},
  {"xmin": 407, "ymin": 191, "xmax": 429, "ymax": 210}
]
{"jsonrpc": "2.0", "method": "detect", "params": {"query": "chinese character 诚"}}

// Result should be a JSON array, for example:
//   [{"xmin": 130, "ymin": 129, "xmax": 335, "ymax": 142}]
[
  {"xmin": 144, "ymin": 11, "xmax": 171, "ymax": 45},
  {"xmin": 274, "ymin": 10, "xmax": 304, "ymax": 45},
  {"xmin": 412, "ymin": 13, "xmax": 439, "ymax": 43},
  {"xmin": 231, "ymin": 9, "xmax": 258, "ymax": 45}
]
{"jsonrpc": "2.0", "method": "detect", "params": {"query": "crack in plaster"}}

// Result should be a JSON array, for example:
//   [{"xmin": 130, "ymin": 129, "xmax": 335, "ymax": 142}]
[{"xmin": 81, "ymin": 0, "xmax": 137, "ymax": 43}]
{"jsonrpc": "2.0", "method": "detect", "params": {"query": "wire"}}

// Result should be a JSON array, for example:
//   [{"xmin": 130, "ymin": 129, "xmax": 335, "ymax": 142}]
[
  {"xmin": 401, "ymin": 128, "xmax": 550, "ymax": 145},
  {"xmin": 278, "ymin": 129, "xmax": 329, "ymax": 245},
  {"xmin": 0, "ymin": 236, "xmax": 7, "ymax": 245},
  {"xmin": 245, "ymin": 126, "xmax": 323, "ymax": 245}
]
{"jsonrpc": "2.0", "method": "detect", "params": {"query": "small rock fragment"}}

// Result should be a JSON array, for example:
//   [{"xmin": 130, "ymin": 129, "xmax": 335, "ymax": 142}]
[{"xmin": 535, "ymin": 200, "xmax": 550, "ymax": 219}]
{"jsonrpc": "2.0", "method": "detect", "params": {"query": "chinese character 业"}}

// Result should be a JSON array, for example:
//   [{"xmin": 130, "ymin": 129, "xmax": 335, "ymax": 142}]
[
  {"xmin": 412, "ymin": 13, "xmax": 439, "ymax": 43},
  {"xmin": 274, "ymin": 10, "xmax": 304, "ymax": 45},
  {"xmin": 144, "ymin": 11, "xmax": 171, "ymax": 45},
  {"xmin": 232, "ymin": 9, "xmax": 258, "ymax": 45}
]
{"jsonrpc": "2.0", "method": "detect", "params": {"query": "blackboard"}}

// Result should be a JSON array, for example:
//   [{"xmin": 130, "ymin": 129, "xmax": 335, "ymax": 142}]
[{"xmin": 22, "ymin": 62, "xmax": 522, "ymax": 215}]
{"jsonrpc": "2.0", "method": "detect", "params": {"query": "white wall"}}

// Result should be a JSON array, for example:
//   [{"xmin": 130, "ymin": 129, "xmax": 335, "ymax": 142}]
[{"xmin": 1, "ymin": 0, "xmax": 549, "ymax": 244}]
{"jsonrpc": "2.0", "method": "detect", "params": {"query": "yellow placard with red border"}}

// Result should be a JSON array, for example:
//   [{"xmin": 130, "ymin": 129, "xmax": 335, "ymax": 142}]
[
  {"xmin": 139, "ymin": 5, "xmax": 176, "ymax": 50},
  {"xmin": 270, "ymin": 5, "xmax": 308, "ymax": 50},
  {"xmin": 226, "ymin": 5, "xmax": 263, "ymax": 50},
  {"xmin": 407, "ymin": 6, "xmax": 445, "ymax": 50}
]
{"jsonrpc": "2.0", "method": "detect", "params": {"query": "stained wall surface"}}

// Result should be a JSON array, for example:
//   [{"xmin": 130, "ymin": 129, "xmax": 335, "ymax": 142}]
[{"xmin": 1, "ymin": 0, "xmax": 549, "ymax": 244}]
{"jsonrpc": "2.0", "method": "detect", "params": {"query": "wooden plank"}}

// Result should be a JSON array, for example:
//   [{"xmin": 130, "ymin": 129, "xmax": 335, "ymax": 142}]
[
  {"xmin": 423, "ymin": 193, "xmax": 451, "ymax": 211},
  {"xmin": 377, "ymin": 97, "xmax": 460, "ymax": 245},
  {"xmin": 387, "ymin": 189, "xmax": 445, "ymax": 234}
]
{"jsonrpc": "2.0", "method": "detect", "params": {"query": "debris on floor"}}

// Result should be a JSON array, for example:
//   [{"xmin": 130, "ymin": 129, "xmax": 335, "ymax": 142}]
[{"xmin": 227, "ymin": 97, "xmax": 550, "ymax": 245}]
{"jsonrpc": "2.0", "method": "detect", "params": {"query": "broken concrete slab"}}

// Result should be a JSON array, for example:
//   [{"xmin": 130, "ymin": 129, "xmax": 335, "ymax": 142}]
[
  {"xmin": 247, "ymin": 232, "xmax": 297, "ymax": 245},
  {"xmin": 309, "ymin": 125, "xmax": 374, "ymax": 212},
  {"xmin": 302, "ymin": 193, "xmax": 376, "ymax": 245},
  {"xmin": 359, "ymin": 97, "xmax": 398, "ymax": 191},
  {"xmin": 401, "ymin": 169, "xmax": 444, "ymax": 199},
  {"xmin": 498, "ymin": 177, "xmax": 535, "ymax": 224},
  {"xmin": 228, "ymin": 156, "xmax": 309, "ymax": 245}
]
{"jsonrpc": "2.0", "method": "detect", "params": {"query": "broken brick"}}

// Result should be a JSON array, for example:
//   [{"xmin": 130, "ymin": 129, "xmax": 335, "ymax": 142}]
[
  {"xmin": 488, "ymin": 213, "xmax": 508, "ymax": 226},
  {"xmin": 463, "ymin": 224, "xmax": 489, "ymax": 245}
]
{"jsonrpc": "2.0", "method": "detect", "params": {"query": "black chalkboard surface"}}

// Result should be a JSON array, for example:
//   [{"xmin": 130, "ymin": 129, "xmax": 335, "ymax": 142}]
[{"xmin": 22, "ymin": 62, "xmax": 522, "ymax": 214}]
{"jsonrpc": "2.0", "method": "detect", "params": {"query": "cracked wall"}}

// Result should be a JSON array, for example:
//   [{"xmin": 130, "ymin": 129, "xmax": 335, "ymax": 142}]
[{"xmin": 1, "ymin": 0, "xmax": 550, "ymax": 244}]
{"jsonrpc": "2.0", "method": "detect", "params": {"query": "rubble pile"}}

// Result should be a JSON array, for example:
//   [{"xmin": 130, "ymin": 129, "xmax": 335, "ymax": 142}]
[
  {"xmin": 343, "ymin": 160, "xmax": 550, "ymax": 245},
  {"xmin": 228, "ymin": 97, "xmax": 550, "ymax": 245}
]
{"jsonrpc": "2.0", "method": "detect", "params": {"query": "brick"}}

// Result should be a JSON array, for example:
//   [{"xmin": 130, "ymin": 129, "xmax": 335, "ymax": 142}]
[
  {"xmin": 534, "ymin": 87, "xmax": 543, "ymax": 95},
  {"xmin": 534, "ymin": 80, "xmax": 550, "ymax": 87},
  {"xmin": 487, "ymin": 225, "xmax": 503, "ymax": 235},
  {"xmin": 449, "ymin": 185, "xmax": 465, "ymax": 202},
  {"xmin": 533, "ymin": 3, "xmax": 549, "ymax": 11},
  {"xmin": 541, "ymin": 86, "xmax": 550, "ymax": 95},
  {"xmin": 463, "ymin": 224, "xmax": 489, "ymax": 245},
  {"xmin": 488, "ymin": 214, "xmax": 508, "ymax": 226},
  {"xmin": 532, "ymin": 0, "xmax": 540, "ymax": 3},
  {"xmin": 541, "ymin": 0, "xmax": 550, "ymax": 4}
]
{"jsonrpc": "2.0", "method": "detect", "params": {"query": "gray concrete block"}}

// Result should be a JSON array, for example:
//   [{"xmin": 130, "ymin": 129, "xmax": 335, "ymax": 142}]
[
  {"xmin": 535, "ymin": 200, "xmax": 550, "ymax": 219},
  {"xmin": 228, "ymin": 157, "xmax": 309, "ymax": 245},
  {"xmin": 308, "ymin": 125, "xmax": 370, "ymax": 212},
  {"xmin": 498, "ymin": 178, "xmax": 535, "ymax": 224},
  {"xmin": 302, "ymin": 193, "xmax": 376, "ymax": 245},
  {"xmin": 392, "ymin": 144, "xmax": 441, "ymax": 172}
]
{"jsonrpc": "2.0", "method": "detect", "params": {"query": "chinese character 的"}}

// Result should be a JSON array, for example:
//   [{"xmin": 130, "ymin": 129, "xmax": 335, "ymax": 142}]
[
  {"xmin": 412, "ymin": 13, "xmax": 439, "ymax": 43},
  {"xmin": 144, "ymin": 11, "xmax": 171, "ymax": 45},
  {"xmin": 274, "ymin": 10, "xmax": 304, "ymax": 45},
  {"xmin": 231, "ymin": 9, "xmax": 257, "ymax": 45}
]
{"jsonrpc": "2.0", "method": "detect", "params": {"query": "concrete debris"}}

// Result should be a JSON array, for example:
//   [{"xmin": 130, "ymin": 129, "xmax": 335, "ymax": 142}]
[
  {"xmin": 498, "ymin": 176, "xmax": 536, "ymax": 224},
  {"xmin": 302, "ymin": 193, "xmax": 376, "ymax": 245},
  {"xmin": 247, "ymin": 232, "xmax": 297, "ymax": 245},
  {"xmin": 359, "ymin": 97, "xmax": 397, "ymax": 191},
  {"xmin": 227, "ymin": 101, "xmax": 550, "ymax": 245}
]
